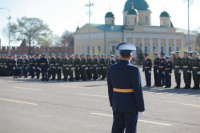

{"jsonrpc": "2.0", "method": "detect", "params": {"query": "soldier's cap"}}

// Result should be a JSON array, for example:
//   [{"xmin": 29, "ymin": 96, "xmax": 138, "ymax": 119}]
[
  {"xmin": 175, "ymin": 51, "xmax": 180, "ymax": 53},
  {"xmin": 116, "ymin": 42, "xmax": 136, "ymax": 53},
  {"xmin": 75, "ymin": 54, "xmax": 79, "ymax": 56},
  {"xmin": 144, "ymin": 53, "xmax": 148, "ymax": 56},
  {"xmin": 97, "ymin": 55, "xmax": 100, "ymax": 56},
  {"xmin": 93, "ymin": 54, "xmax": 97, "ymax": 56},
  {"xmin": 193, "ymin": 51, "xmax": 199, "ymax": 54},
  {"xmin": 81, "ymin": 54, "xmax": 86, "ymax": 56},
  {"xmin": 161, "ymin": 52, "xmax": 165, "ymax": 55},
  {"xmin": 23, "ymin": 54, "xmax": 27, "ymax": 57},
  {"xmin": 69, "ymin": 53, "xmax": 73, "ymax": 55},
  {"xmin": 154, "ymin": 52, "xmax": 158, "ymax": 55},
  {"xmin": 87, "ymin": 54, "xmax": 91, "ymax": 56},
  {"xmin": 101, "ymin": 54, "xmax": 105, "ymax": 56},
  {"xmin": 184, "ymin": 51, "xmax": 188, "ymax": 53},
  {"xmin": 110, "ymin": 55, "xmax": 114, "ymax": 57},
  {"xmin": 57, "ymin": 52, "xmax": 62, "ymax": 55},
  {"xmin": 165, "ymin": 55, "xmax": 170, "ymax": 58},
  {"xmin": 189, "ymin": 51, "xmax": 193, "ymax": 54},
  {"xmin": 116, "ymin": 54, "xmax": 119, "ymax": 56},
  {"xmin": 50, "ymin": 53, "xmax": 55, "ymax": 55}
]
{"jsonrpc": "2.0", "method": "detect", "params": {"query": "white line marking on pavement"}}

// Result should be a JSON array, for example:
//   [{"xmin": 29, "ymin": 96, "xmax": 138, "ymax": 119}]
[
  {"xmin": 168, "ymin": 101, "xmax": 200, "ymax": 108},
  {"xmin": 13, "ymin": 87, "xmax": 42, "ymax": 91},
  {"xmin": 0, "ymin": 97, "xmax": 38, "ymax": 106},
  {"xmin": 91, "ymin": 112, "xmax": 172, "ymax": 126},
  {"xmin": 76, "ymin": 93, "xmax": 108, "ymax": 98}
]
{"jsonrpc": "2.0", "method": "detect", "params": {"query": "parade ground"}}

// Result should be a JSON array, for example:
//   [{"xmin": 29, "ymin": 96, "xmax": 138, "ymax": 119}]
[{"xmin": 0, "ymin": 68, "xmax": 200, "ymax": 133}]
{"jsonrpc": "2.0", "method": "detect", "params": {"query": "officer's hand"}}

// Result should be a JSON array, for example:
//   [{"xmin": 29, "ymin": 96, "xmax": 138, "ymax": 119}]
[
  {"xmin": 190, "ymin": 71, "xmax": 192, "ymax": 74},
  {"xmin": 169, "ymin": 73, "xmax": 171, "ymax": 75},
  {"xmin": 162, "ymin": 72, "xmax": 165, "ymax": 75},
  {"xmin": 138, "ymin": 112, "xmax": 144, "ymax": 119},
  {"xmin": 197, "ymin": 71, "xmax": 200, "ymax": 75},
  {"xmin": 149, "ymin": 71, "xmax": 151, "ymax": 73},
  {"xmin": 187, "ymin": 70, "xmax": 190, "ymax": 73}
]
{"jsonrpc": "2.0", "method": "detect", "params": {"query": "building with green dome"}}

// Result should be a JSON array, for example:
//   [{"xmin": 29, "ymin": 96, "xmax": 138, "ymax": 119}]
[{"xmin": 74, "ymin": 0, "xmax": 198, "ymax": 56}]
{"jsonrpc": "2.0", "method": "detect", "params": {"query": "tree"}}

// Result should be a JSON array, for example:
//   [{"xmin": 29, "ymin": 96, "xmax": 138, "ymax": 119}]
[
  {"xmin": 59, "ymin": 30, "xmax": 74, "ymax": 47},
  {"xmin": 9, "ymin": 16, "xmax": 52, "ymax": 55}
]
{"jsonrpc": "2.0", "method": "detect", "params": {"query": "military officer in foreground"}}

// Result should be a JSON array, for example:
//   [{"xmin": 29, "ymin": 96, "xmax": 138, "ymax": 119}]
[
  {"xmin": 158, "ymin": 53, "xmax": 165, "ymax": 87},
  {"xmin": 143, "ymin": 54, "xmax": 152, "ymax": 87},
  {"xmin": 107, "ymin": 42, "xmax": 145, "ymax": 133}
]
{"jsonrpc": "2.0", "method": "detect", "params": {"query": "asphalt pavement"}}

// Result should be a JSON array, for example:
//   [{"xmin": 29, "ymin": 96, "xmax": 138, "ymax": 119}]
[{"xmin": 0, "ymin": 69, "xmax": 200, "ymax": 133}]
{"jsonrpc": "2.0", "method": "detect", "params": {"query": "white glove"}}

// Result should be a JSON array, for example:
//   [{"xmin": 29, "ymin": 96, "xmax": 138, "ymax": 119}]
[
  {"xmin": 187, "ymin": 70, "xmax": 190, "ymax": 73},
  {"xmin": 162, "ymin": 72, "xmax": 165, "ymax": 75},
  {"xmin": 138, "ymin": 112, "xmax": 144, "ymax": 119},
  {"xmin": 190, "ymin": 71, "xmax": 192, "ymax": 74},
  {"xmin": 13, "ymin": 67, "xmax": 15, "ymax": 70},
  {"xmin": 179, "ymin": 70, "xmax": 183, "ymax": 73},
  {"xmin": 157, "ymin": 70, "xmax": 159, "ymax": 73},
  {"xmin": 149, "ymin": 71, "xmax": 151, "ymax": 73},
  {"xmin": 169, "ymin": 73, "xmax": 171, "ymax": 75},
  {"xmin": 197, "ymin": 71, "xmax": 200, "ymax": 75},
  {"xmin": 32, "ymin": 67, "xmax": 35, "ymax": 69}
]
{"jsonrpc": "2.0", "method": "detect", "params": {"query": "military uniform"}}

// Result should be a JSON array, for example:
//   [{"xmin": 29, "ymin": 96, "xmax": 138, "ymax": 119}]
[
  {"xmin": 143, "ymin": 55, "xmax": 152, "ymax": 87},
  {"xmin": 158, "ymin": 56, "xmax": 165, "ymax": 87},
  {"xmin": 153, "ymin": 53, "xmax": 159, "ymax": 86},
  {"xmin": 173, "ymin": 52, "xmax": 182, "ymax": 88},
  {"xmin": 191, "ymin": 52, "xmax": 199, "ymax": 89},
  {"xmin": 12, "ymin": 56, "xmax": 18, "ymax": 78},
  {"xmin": 92, "ymin": 55, "xmax": 99, "ymax": 80},
  {"xmin": 29, "ymin": 57, "xmax": 35, "ymax": 78},
  {"xmin": 182, "ymin": 52, "xmax": 191, "ymax": 88},
  {"xmin": 35, "ymin": 56, "xmax": 41, "ymax": 79},
  {"xmin": 49, "ymin": 54, "xmax": 56, "ymax": 80},
  {"xmin": 74, "ymin": 55, "xmax": 81, "ymax": 81},
  {"xmin": 55, "ymin": 53, "xmax": 62, "ymax": 80},
  {"xmin": 164, "ymin": 56, "xmax": 172, "ymax": 88},
  {"xmin": 40, "ymin": 54, "xmax": 49, "ymax": 81},
  {"xmin": 62, "ymin": 54, "xmax": 69, "ymax": 81},
  {"xmin": 7, "ymin": 56, "xmax": 13, "ymax": 76},
  {"xmin": 86, "ymin": 54, "xmax": 93, "ymax": 80},
  {"xmin": 80, "ymin": 54, "xmax": 87, "ymax": 81},
  {"xmin": 99, "ymin": 55, "xmax": 107, "ymax": 80},
  {"xmin": 68, "ymin": 54, "xmax": 74, "ymax": 81},
  {"xmin": 17, "ymin": 56, "xmax": 23, "ymax": 77},
  {"xmin": 22, "ymin": 55, "xmax": 28, "ymax": 78},
  {"xmin": 108, "ymin": 42, "xmax": 145, "ymax": 133}
]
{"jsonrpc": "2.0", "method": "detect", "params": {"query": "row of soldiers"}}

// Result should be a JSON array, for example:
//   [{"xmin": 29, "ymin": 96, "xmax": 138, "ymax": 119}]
[
  {"xmin": 143, "ymin": 51, "xmax": 200, "ymax": 90},
  {"xmin": 0, "ymin": 53, "xmax": 130, "ymax": 81}
]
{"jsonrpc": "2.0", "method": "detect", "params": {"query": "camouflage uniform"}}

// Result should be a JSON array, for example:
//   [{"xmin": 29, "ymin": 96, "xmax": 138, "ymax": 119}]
[
  {"xmin": 74, "ymin": 55, "xmax": 81, "ymax": 81},
  {"xmin": 68, "ymin": 55, "xmax": 74, "ymax": 81},
  {"xmin": 62, "ymin": 54, "xmax": 69, "ymax": 81},
  {"xmin": 55, "ymin": 54, "xmax": 62, "ymax": 80},
  {"xmin": 191, "ymin": 55, "xmax": 199, "ymax": 89},
  {"xmin": 173, "ymin": 56, "xmax": 182, "ymax": 88},
  {"xmin": 92, "ymin": 55, "xmax": 99, "ymax": 80},
  {"xmin": 49, "ymin": 55, "xmax": 56, "ymax": 80},
  {"xmin": 99, "ymin": 55, "xmax": 107, "ymax": 80},
  {"xmin": 86, "ymin": 55, "xmax": 93, "ymax": 80},
  {"xmin": 182, "ymin": 55, "xmax": 191, "ymax": 88},
  {"xmin": 80, "ymin": 55, "xmax": 87, "ymax": 81}
]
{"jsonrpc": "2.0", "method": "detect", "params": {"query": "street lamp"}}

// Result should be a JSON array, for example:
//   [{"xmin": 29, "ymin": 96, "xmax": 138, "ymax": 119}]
[
  {"xmin": 0, "ymin": 7, "xmax": 11, "ymax": 55},
  {"xmin": 85, "ymin": 0, "xmax": 94, "ymax": 54}
]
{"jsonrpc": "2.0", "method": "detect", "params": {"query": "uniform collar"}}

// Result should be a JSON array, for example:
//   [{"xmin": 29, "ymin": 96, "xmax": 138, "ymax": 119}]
[{"xmin": 119, "ymin": 59, "xmax": 130, "ymax": 64}]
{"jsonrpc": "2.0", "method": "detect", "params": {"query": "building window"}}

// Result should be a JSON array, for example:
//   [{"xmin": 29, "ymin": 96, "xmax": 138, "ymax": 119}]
[
  {"xmin": 112, "ymin": 45, "xmax": 115, "ymax": 54},
  {"xmin": 145, "ymin": 46, "xmax": 148, "ymax": 54},
  {"xmin": 176, "ymin": 47, "xmax": 179, "ymax": 51},
  {"xmin": 145, "ymin": 16, "xmax": 148, "ymax": 24},
  {"xmin": 136, "ymin": 46, "xmax": 138, "ymax": 53},
  {"xmin": 161, "ymin": 47, "xmax": 164, "ymax": 53},
  {"xmin": 153, "ymin": 47, "xmax": 155, "ymax": 52},
  {"xmin": 98, "ymin": 46, "xmax": 101, "ymax": 53},
  {"xmin": 169, "ymin": 47, "xmax": 171, "ymax": 53}
]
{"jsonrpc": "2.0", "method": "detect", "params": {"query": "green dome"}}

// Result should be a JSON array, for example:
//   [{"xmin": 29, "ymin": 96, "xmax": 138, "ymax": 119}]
[
  {"xmin": 124, "ymin": 0, "xmax": 149, "ymax": 11},
  {"xmin": 160, "ymin": 11, "xmax": 170, "ymax": 17},
  {"xmin": 105, "ymin": 12, "xmax": 114, "ymax": 18},
  {"xmin": 127, "ymin": 8, "xmax": 137, "ymax": 15}
]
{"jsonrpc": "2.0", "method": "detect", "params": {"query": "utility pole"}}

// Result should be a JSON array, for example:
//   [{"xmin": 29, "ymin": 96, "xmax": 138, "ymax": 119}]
[
  {"xmin": 187, "ymin": 0, "xmax": 190, "ymax": 51},
  {"xmin": 0, "ymin": 7, "xmax": 11, "ymax": 55},
  {"xmin": 85, "ymin": 0, "xmax": 94, "ymax": 54}
]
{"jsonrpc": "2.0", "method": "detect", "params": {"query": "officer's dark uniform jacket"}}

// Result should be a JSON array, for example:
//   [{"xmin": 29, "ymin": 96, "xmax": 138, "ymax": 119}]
[
  {"xmin": 23, "ymin": 58, "xmax": 28, "ymax": 68},
  {"xmin": 107, "ymin": 60, "xmax": 145, "ymax": 112},
  {"xmin": 143, "ymin": 58, "xmax": 152, "ymax": 72}
]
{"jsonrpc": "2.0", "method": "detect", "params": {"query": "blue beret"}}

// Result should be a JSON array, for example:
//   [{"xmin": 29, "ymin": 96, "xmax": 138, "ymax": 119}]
[
  {"xmin": 144, "ymin": 53, "xmax": 148, "ymax": 56},
  {"xmin": 165, "ymin": 55, "xmax": 170, "ymax": 58},
  {"xmin": 184, "ymin": 51, "xmax": 188, "ymax": 53},
  {"xmin": 176, "ymin": 51, "xmax": 180, "ymax": 53},
  {"xmin": 110, "ymin": 55, "xmax": 114, "ymax": 57},
  {"xmin": 116, "ymin": 42, "xmax": 136, "ymax": 53},
  {"xmin": 161, "ymin": 52, "xmax": 165, "ymax": 55},
  {"xmin": 75, "ymin": 54, "xmax": 79, "ymax": 56},
  {"xmin": 64, "ymin": 53, "xmax": 68, "ymax": 55},
  {"xmin": 69, "ymin": 53, "xmax": 73, "ymax": 55},
  {"xmin": 154, "ymin": 52, "xmax": 158, "ymax": 55},
  {"xmin": 194, "ymin": 51, "xmax": 199, "ymax": 54}
]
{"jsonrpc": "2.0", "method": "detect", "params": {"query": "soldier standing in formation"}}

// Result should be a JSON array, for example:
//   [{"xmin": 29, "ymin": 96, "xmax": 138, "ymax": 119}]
[
  {"xmin": 29, "ymin": 55, "xmax": 35, "ymax": 79},
  {"xmin": 17, "ymin": 55, "xmax": 23, "ymax": 77},
  {"xmin": 173, "ymin": 51, "xmax": 182, "ymax": 89},
  {"xmin": 35, "ymin": 54, "xmax": 41, "ymax": 79},
  {"xmin": 74, "ymin": 54, "xmax": 81, "ymax": 81},
  {"xmin": 92, "ymin": 54, "xmax": 99, "ymax": 81},
  {"xmin": 182, "ymin": 51, "xmax": 191, "ymax": 89},
  {"xmin": 158, "ymin": 53, "xmax": 165, "ymax": 87},
  {"xmin": 55, "ymin": 53, "xmax": 62, "ymax": 80},
  {"xmin": 191, "ymin": 51, "xmax": 199, "ymax": 89},
  {"xmin": 163, "ymin": 56, "xmax": 172, "ymax": 88},
  {"xmin": 62, "ymin": 53, "xmax": 69, "ymax": 81},
  {"xmin": 80, "ymin": 54, "xmax": 87, "ymax": 81},
  {"xmin": 68, "ymin": 53, "xmax": 74, "ymax": 81},
  {"xmin": 153, "ymin": 53, "xmax": 159, "ymax": 87},
  {"xmin": 49, "ymin": 53, "xmax": 56, "ymax": 80},
  {"xmin": 86, "ymin": 54, "xmax": 92, "ymax": 80},
  {"xmin": 40, "ymin": 53, "xmax": 49, "ymax": 81},
  {"xmin": 22, "ymin": 54, "xmax": 28, "ymax": 78},
  {"xmin": 7, "ymin": 55, "xmax": 13, "ymax": 76},
  {"xmin": 143, "ymin": 54, "xmax": 152, "ymax": 87}
]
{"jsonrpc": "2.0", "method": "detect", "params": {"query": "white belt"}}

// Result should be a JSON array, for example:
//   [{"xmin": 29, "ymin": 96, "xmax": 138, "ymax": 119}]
[
  {"xmin": 192, "ymin": 67, "xmax": 198, "ymax": 69},
  {"xmin": 175, "ymin": 66, "xmax": 180, "ymax": 68},
  {"xmin": 183, "ymin": 66, "xmax": 188, "ymax": 68},
  {"xmin": 63, "ymin": 65, "xmax": 67, "ymax": 67},
  {"xmin": 55, "ymin": 63, "xmax": 59, "ymax": 65}
]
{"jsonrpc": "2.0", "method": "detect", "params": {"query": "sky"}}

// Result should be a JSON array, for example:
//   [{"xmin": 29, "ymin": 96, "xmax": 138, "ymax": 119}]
[{"xmin": 0, "ymin": 0, "xmax": 200, "ymax": 46}]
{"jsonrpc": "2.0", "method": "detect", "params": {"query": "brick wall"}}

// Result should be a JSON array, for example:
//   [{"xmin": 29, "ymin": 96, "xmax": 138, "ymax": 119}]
[{"xmin": 0, "ymin": 46, "xmax": 74, "ymax": 55}]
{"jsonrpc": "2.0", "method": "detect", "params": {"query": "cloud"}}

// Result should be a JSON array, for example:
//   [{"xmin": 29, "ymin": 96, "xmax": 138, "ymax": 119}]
[{"xmin": 182, "ymin": 0, "xmax": 195, "ymax": 6}]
